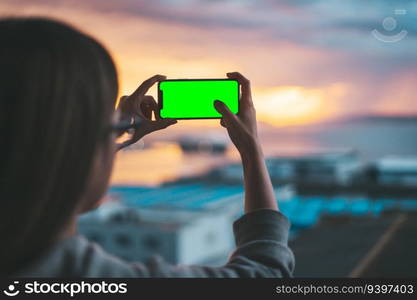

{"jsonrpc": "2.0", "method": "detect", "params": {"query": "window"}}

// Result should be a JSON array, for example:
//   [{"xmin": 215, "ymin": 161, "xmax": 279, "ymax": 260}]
[
  {"xmin": 143, "ymin": 235, "xmax": 160, "ymax": 250},
  {"xmin": 114, "ymin": 233, "xmax": 133, "ymax": 248}
]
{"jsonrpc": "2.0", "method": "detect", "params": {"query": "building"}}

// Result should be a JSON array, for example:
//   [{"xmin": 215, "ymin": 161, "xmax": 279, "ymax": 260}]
[
  {"xmin": 78, "ymin": 183, "xmax": 293, "ymax": 265},
  {"xmin": 78, "ymin": 184, "xmax": 244, "ymax": 265},
  {"xmin": 210, "ymin": 149, "xmax": 361, "ymax": 185},
  {"xmin": 374, "ymin": 156, "xmax": 417, "ymax": 187},
  {"xmin": 78, "ymin": 182, "xmax": 417, "ymax": 266},
  {"xmin": 293, "ymin": 150, "xmax": 361, "ymax": 185},
  {"xmin": 79, "ymin": 204, "xmax": 235, "ymax": 264}
]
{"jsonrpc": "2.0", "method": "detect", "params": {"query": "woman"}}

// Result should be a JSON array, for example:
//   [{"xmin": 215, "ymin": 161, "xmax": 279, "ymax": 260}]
[{"xmin": 0, "ymin": 17, "xmax": 294, "ymax": 277}]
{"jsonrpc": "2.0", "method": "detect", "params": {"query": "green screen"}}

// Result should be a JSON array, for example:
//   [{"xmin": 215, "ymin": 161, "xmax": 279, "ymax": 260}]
[{"xmin": 159, "ymin": 79, "xmax": 239, "ymax": 119}]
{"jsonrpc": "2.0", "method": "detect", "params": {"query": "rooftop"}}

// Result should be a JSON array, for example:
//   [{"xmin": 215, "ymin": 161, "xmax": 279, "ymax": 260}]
[
  {"xmin": 266, "ymin": 149, "xmax": 359, "ymax": 164},
  {"xmin": 376, "ymin": 156, "xmax": 417, "ymax": 172}
]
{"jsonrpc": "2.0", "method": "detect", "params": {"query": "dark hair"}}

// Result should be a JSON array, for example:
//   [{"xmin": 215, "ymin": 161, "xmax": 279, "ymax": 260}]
[{"xmin": 0, "ymin": 17, "xmax": 118, "ymax": 274}]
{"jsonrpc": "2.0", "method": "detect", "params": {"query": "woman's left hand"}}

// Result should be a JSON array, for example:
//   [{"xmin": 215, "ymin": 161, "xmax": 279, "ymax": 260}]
[{"xmin": 116, "ymin": 75, "xmax": 177, "ymax": 150}]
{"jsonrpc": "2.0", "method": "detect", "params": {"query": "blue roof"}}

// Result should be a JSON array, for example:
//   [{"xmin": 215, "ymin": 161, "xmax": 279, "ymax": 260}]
[
  {"xmin": 350, "ymin": 198, "xmax": 371, "ymax": 216},
  {"xmin": 291, "ymin": 197, "xmax": 323, "ymax": 228},
  {"xmin": 324, "ymin": 197, "xmax": 348, "ymax": 215},
  {"xmin": 399, "ymin": 199, "xmax": 417, "ymax": 211},
  {"xmin": 109, "ymin": 184, "xmax": 242, "ymax": 210}
]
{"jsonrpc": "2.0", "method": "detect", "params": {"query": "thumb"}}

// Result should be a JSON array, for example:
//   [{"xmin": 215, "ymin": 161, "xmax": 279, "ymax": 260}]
[
  {"xmin": 152, "ymin": 118, "xmax": 177, "ymax": 130},
  {"xmin": 159, "ymin": 118, "xmax": 178, "ymax": 128},
  {"xmin": 214, "ymin": 100, "xmax": 240, "ymax": 130},
  {"xmin": 214, "ymin": 100, "xmax": 236, "ymax": 119}
]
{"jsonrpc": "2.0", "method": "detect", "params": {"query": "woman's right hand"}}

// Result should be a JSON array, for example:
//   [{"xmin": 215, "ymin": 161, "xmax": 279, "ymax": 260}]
[
  {"xmin": 213, "ymin": 72, "xmax": 260, "ymax": 155},
  {"xmin": 214, "ymin": 72, "xmax": 277, "ymax": 213}
]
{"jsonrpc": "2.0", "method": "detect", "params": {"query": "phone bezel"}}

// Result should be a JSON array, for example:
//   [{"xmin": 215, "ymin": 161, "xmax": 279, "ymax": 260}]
[{"xmin": 157, "ymin": 78, "xmax": 240, "ymax": 120}]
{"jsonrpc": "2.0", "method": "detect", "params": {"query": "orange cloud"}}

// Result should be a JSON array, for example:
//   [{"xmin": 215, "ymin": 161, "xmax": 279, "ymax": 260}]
[
  {"xmin": 373, "ymin": 71, "xmax": 417, "ymax": 116},
  {"xmin": 254, "ymin": 83, "xmax": 348, "ymax": 126}
]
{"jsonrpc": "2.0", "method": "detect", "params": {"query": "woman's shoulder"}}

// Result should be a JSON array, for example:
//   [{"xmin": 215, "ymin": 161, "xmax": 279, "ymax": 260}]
[{"xmin": 14, "ymin": 235, "xmax": 147, "ymax": 278}]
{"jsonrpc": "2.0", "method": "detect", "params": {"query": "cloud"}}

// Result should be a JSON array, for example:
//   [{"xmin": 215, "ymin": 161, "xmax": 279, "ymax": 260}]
[{"xmin": 1, "ymin": 0, "xmax": 417, "ymax": 123}]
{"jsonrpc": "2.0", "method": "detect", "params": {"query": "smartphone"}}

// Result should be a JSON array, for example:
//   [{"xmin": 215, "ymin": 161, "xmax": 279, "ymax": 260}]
[{"xmin": 158, "ymin": 79, "xmax": 239, "ymax": 119}]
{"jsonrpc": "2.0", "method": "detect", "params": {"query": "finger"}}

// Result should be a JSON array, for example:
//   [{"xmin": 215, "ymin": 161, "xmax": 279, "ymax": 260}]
[
  {"xmin": 226, "ymin": 72, "xmax": 253, "ymax": 107},
  {"xmin": 118, "ymin": 96, "xmax": 135, "ymax": 122},
  {"xmin": 213, "ymin": 100, "xmax": 239, "ymax": 127},
  {"xmin": 118, "ymin": 94, "xmax": 147, "ymax": 121},
  {"xmin": 117, "ymin": 139, "xmax": 135, "ymax": 150},
  {"xmin": 162, "ymin": 119, "xmax": 178, "ymax": 128},
  {"xmin": 152, "ymin": 118, "xmax": 177, "ymax": 130},
  {"xmin": 118, "ymin": 95, "xmax": 130, "ymax": 113},
  {"xmin": 142, "ymin": 96, "xmax": 173, "ymax": 122},
  {"xmin": 214, "ymin": 100, "xmax": 236, "ymax": 119},
  {"xmin": 132, "ymin": 74, "xmax": 166, "ymax": 97},
  {"xmin": 220, "ymin": 118, "xmax": 227, "ymax": 128},
  {"xmin": 141, "ymin": 96, "xmax": 155, "ymax": 120},
  {"xmin": 139, "ymin": 120, "xmax": 176, "ymax": 137},
  {"xmin": 143, "ymin": 96, "xmax": 161, "ymax": 120}
]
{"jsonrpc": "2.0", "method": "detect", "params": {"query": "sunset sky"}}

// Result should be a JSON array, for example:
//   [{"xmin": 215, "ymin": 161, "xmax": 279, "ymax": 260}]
[{"xmin": 2, "ymin": 0, "xmax": 417, "ymax": 127}]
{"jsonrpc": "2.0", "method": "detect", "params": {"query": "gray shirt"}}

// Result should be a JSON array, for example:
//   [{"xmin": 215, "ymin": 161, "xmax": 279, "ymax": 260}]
[{"xmin": 14, "ymin": 209, "xmax": 295, "ymax": 277}]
